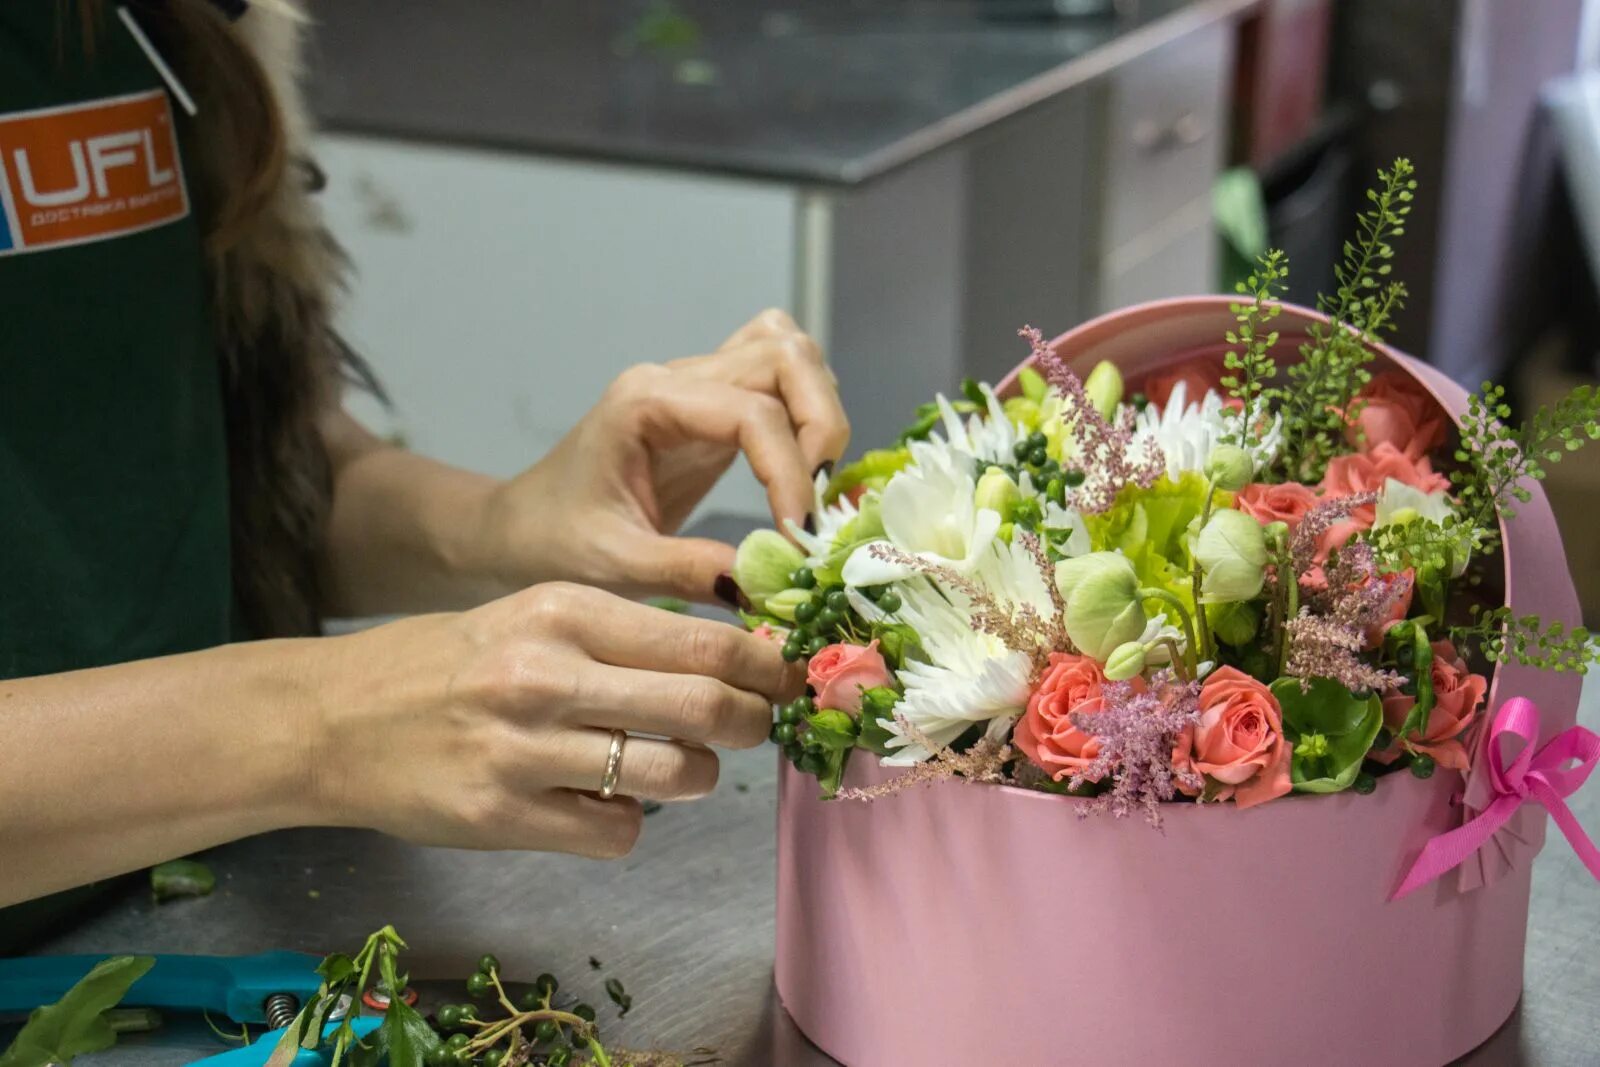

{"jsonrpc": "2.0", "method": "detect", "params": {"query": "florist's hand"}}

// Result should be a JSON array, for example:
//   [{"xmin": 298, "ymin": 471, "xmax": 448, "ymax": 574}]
[
  {"xmin": 484, "ymin": 310, "xmax": 850, "ymax": 603},
  {"xmin": 314, "ymin": 582, "xmax": 801, "ymax": 856}
]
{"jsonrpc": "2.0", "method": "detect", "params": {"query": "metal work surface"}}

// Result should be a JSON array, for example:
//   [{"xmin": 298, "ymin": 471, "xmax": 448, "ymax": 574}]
[{"xmin": 307, "ymin": 0, "xmax": 1257, "ymax": 184}]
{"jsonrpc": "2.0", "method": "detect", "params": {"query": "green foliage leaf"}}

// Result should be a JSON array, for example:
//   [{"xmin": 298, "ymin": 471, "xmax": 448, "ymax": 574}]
[
  {"xmin": 856, "ymin": 687, "xmax": 901, "ymax": 757},
  {"xmin": 1272, "ymin": 677, "xmax": 1384, "ymax": 794},
  {"xmin": 0, "ymin": 955, "xmax": 155, "ymax": 1067},
  {"xmin": 1018, "ymin": 365, "xmax": 1049, "ymax": 403},
  {"xmin": 804, "ymin": 709, "xmax": 859, "ymax": 752},
  {"xmin": 150, "ymin": 858, "xmax": 215, "ymax": 904}
]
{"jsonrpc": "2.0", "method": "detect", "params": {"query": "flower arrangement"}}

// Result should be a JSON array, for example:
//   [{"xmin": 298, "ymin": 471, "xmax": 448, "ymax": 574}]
[{"xmin": 733, "ymin": 160, "xmax": 1600, "ymax": 823}]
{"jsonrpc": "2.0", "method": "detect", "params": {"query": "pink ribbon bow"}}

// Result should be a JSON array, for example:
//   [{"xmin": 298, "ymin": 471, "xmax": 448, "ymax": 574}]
[{"xmin": 1392, "ymin": 696, "xmax": 1600, "ymax": 900}]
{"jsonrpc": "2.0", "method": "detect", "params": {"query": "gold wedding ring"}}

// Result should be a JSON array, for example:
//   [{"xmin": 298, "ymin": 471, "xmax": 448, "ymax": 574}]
[{"xmin": 598, "ymin": 729, "xmax": 627, "ymax": 800}]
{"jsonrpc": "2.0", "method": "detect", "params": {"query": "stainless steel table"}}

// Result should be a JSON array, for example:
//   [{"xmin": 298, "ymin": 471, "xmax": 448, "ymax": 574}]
[{"xmin": 19, "ymin": 629, "xmax": 1600, "ymax": 1066}]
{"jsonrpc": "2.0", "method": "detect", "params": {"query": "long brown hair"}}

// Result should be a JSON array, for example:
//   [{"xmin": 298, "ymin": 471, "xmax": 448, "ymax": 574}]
[{"xmin": 69, "ymin": 0, "xmax": 349, "ymax": 637}]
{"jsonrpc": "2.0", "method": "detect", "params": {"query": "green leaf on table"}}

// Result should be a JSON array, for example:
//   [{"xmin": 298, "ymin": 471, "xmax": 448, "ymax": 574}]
[
  {"xmin": 0, "ymin": 955, "xmax": 155, "ymax": 1067},
  {"xmin": 1272, "ymin": 677, "xmax": 1384, "ymax": 794},
  {"xmin": 605, "ymin": 977, "xmax": 633, "ymax": 1017},
  {"xmin": 150, "ymin": 858, "xmax": 214, "ymax": 904}
]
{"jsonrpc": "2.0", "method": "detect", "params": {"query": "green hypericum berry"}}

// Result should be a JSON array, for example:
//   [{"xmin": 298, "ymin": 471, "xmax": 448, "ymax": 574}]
[
  {"xmin": 877, "ymin": 591, "xmax": 902, "ymax": 613},
  {"xmin": 436, "ymin": 1004, "xmax": 462, "ymax": 1029},
  {"xmin": 780, "ymin": 640, "xmax": 803, "ymax": 662},
  {"xmin": 1012, "ymin": 440, "xmax": 1031, "ymax": 462},
  {"xmin": 517, "ymin": 989, "xmax": 542, "ymax": 1013},
  {"xmin": 424, "ymin": 1049, "xmax": 452, "ymax": 1067},
  {"xmin": 771, "ymin": 722, "xmax": 797, "ymax": 745},
  {"xmin": 482, "ymin": 1050, "xmax": 506, "ymax": 1067},
  {"xmin": 457, "ymin": 1004, "xmax": 477, "ymax": 1023},
  {"xmin": 1029, "ymin": 431, "xmax": 1047, "ymax": 450},
  {"xmin": 535, "ymin": 973, "xmax": 558, "ymax": 997},
  {"xmin": 1410, "ymin": 754, "xmax": 1437, "ymax": 779},
  {"xmin": 446, "ymin": 1033, "xmax": 470, "ymax": 1051},
  {"xmin": 535, "ymin": 1019, "xmax": 560, "ymax": 1043},
  {"xmin": 476, "ymin": 954, "xmax": 500, "ymax": 976},
  {"xmin": 825, "ymin": 590, "xmax": 849, "ymax": 612},
  {"xmin": 815, "ymin": 607, "xmax": 841, "ymax": 629},
  {"xmin": 793, "ymin": 599, "xmax": 818, "ymax": 623},
  {"xmin": 1353, "ymin": 772, "xmax": 1377, "ymax": 795},
  {"xmin": 791, "ymin": 567, "xmax": 817, "ymax": 589},
  {"xmin": 450, "ymin": 1049, "xmax": 473, "ymax": 1067},
  {"xmin": 783, "ymin": 740, "xmax": 804, "ymax": 762},
  {"xmin": 805, "ymin": 635, "xmax": 829, "ymax": 656},
  {"xmin": 798, "ymin": 751, "xmax": 827, "ymax": 776},
  {"xmin": 1064, "ymin": 469, "xmax": 1086, "ymax": 488},
  {"xmin": 792, "ymin": 694, "xmax": 815, "ymax": 715},
  {"xmin": 777, "ymin": 702, "xmax": 802, "ymax": 725},
  {"xmin": 465, "ymin": 972, "xmax": 490, "ymax": 997},
  {"xmin": 574, "ymin": 1003, "xmax": 597, "ymax": 1023},
  {"xmin": 1027, "ymin": 445, "xmax": 1049, "ymax": 467}
]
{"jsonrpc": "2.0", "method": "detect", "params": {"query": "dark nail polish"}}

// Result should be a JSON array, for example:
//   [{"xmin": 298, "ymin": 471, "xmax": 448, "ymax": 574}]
[
  {"xmin": 713, "ymin": 573, "xmax": 748, "ymax": 611},
  {"xmin": 803, "ymin": 513, "xmax": 817, "ymax": 535},
  {"xmin": 813, "ymin": 460, "xmax": 835, "ymax": 481}
]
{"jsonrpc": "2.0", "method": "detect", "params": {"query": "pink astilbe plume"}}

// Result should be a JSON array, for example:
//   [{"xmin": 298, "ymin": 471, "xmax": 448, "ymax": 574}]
[
  {"xmin": 865, "ymin": 541, "xmax": 1066, "ymax": 673},
  {"xmin": 1284, "ymin": 539, "xmax": 1407, "ymax": 692},
  {"xmin": 835, "ymin": 718, "xmax": 1013, "ymax": 802},
  {"xmin": 1019, "ymin": 326, "xmax": 1165, "ymax": 513},
  {"xmin": 1289, "ymin": 491, "xmax": 1379, "ymax": 575},
  {"xmin": 1066, "ymin": 673, "xmax": 1202, "ymax": 827}
]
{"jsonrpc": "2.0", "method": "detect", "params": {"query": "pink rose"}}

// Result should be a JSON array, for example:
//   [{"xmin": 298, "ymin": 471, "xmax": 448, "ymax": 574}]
[
  {"xmin": 1343, "ymin": 371, "xmax": 1447, "ymax": 460},
  {"xmin": 1141, "ymin": 359, "xmax": 1241, "ymax": 412},
  {"xmin": 1014, "ymin": 653, "xmax": 1115, "ymax": 781},
  {"xmin": 1173, "ymin": 666, "xmax": 1293, "ymax": 809},
  {"xmin": 1317, "ymin": 443, "xmax": 1451, "ymax": 558},
  {"xmin": 806, "ymin": 640, "xmax": 893, "ymax": 714},
  {"xmin": 1374, "ymin": 639, "xmax": 1486, "ymax": 771},
  {"xmin": 1235, "ymin": 481, "xmax": 1320, "ymax": 532}
]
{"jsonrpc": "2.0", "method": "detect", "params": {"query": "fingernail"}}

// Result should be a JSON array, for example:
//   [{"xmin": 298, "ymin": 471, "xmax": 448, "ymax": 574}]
[
  {"xmin": 813, "ymin": 460, "xmax": 834, "ymax": 481},
  {"xmin": 713, "ymin": 573, "xmax": 749, "ymax": 611},
  {"xmin": 803, "ymin": 513, "xmax": 816, "ymax": 535}
]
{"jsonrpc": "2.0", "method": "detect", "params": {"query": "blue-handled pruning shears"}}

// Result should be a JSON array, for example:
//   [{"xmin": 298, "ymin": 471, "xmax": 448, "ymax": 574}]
[{"xmin": 0, "ymin": 952, "xmax": 380, "ymax": 1066}]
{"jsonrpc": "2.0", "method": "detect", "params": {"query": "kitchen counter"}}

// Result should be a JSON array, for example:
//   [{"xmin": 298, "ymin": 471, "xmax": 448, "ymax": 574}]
[
  {"xmin": 19, "ymin": 593, "xmax": 1600, "ymax": 1064},
  {"xmin": 308, "ymin": 0, "xmax": 1258, "ymax": 184}
]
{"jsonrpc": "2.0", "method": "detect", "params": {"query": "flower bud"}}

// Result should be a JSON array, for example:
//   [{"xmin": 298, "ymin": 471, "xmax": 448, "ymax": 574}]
[
  {"xmin": 1083, "ymin": 360, "xmax": 1124, "ymax": 420},
  {"xmin": 1104, "ymin": 641, "xmax": 1148, "ymax": 681},
  {"xmin": 974, "ymin": 466, "xmax": 1021, "ymax": 516},
  {"xmin": 1204, "ymin": 444, "xmax": 1254, "ymax": 492},
  {"xmin": 764, "ymin": 588, "xmax": 812, "ymax": 622},
  {"xmin": 1194, "ymin": 509, "xmax": 1268, "ymax": 604},
  {"xmin": 732, "ymin": 529, "xmax": 806, "ymax": 612},
  {"xmin": 1054, "ymin": 551, "xmax": 1147, "ymax": 661}
]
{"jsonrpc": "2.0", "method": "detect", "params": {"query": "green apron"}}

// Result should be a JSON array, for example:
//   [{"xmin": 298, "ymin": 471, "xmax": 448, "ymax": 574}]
[{"xmin": 0, "ymin": 7, "xmax": 233, "ymax": 948}]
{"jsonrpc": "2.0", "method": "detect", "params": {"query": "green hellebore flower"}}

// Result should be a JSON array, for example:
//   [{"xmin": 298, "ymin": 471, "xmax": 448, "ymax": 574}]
[
  {"xmin": 974, "ymin": 466, "xmax": 1021, "ymax": 516},
  {"xmin": 732, "ymin": 529, "xmax": 806, "ymax": 612},
  {"xmin": 1054, "ymin": 551, "xmax": 1148, "ymax": 661},
  {"xmin": 1194, "ymin": 509, "xmax": 1268, "ymax": 604},
  {"xmin": 1018, "ymin": 365, "xmax": 1050, "ymax": 403},
  {"xmin": 1083, "ymin": 360, "xmax": 1124, "ymax": 420},
  {"xmin": 1204, "ymin": 444, "xmax": 1254, "ymax": 492},
  {"xmin": 1103, "ymin": 640, "xmax": 1148, "ymax": 681}
]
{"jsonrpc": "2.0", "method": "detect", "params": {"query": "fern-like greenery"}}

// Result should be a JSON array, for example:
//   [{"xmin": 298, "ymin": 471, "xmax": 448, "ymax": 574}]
[
  {"xmin": 1450, "ymin": 606, "xmax": 1597, "ymax": 673},
  {"xmin": 1221, "ymin": 249, "xmax": 1287, "ymax": 445},
  {"xmin": 1274, "ymin": 159, "xmax": 1417, "ymax": 482}
]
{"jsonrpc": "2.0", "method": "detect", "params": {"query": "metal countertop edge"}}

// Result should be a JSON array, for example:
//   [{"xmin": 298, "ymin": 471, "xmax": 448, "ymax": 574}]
[{"xmin": 312, "ymin": 0, "xmax": 1264, "ymax": 190}]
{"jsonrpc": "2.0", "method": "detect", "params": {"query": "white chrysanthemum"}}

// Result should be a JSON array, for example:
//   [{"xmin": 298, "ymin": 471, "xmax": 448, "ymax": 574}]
[
  {"xmin": 935, "ymin": 385, "xmax": 1025, "ymax": 465},
  {"xmin": 841, "ymin": 438, "xmax": 1001, "ymax": 586},
  {"xmin": 783, "ymin": 469, "xmax": 859, "ymax": 567},
  {"xmin": 1134, "ymin": 382, "xmax": 1282, "ymax": 482},
  {"xmin": 848, "ymin": 538, "xmax": 1052, "ymax": 764}
]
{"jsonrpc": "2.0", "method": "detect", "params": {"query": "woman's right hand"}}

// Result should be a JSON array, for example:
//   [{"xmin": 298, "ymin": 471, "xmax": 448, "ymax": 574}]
[{"xmin": 310, "ymin": 582, "xmax": 801, "ymax": 857}]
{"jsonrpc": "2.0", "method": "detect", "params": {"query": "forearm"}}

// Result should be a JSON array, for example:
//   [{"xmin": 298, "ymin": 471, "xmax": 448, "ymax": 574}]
[
  {"xmin": 0, "ymin": 640, "xmax": 323, "ymax": 907},
  {"xmin": 318, "ymin": 411, "xmax": 513, "ymax": 616}
]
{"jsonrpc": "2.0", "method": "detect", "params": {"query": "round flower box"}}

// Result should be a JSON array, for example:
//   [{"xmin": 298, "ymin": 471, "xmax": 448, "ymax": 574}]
[{"xmin": 773, "ymin": 297, "xmax": 1583, "ymax": 1067}]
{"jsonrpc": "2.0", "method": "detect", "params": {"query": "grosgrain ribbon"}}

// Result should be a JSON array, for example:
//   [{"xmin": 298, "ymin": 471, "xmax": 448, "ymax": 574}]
[{"xmin": 1392, "ymin": 696, "xmax": 1600, "ymax": 900}]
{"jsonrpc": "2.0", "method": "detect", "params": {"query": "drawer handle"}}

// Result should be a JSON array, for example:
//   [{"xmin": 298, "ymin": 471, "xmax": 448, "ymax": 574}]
[{"xmin": 1131, "ymin": 111, "xmax": 1209, "ymax": 154}]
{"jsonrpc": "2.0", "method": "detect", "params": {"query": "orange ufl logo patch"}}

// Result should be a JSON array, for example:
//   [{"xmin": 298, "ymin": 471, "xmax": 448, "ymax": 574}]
[{"xmin": 0, "ymin": 89, "xmax": 189, "ymax": 257}]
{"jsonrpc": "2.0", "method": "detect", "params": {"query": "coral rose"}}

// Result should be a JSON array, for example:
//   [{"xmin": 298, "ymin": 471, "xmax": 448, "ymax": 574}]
[
  {"xmin": 1173, "ymin": 666, "xmax": 1293, "ymax": 809},
  {"xmin": 1317, "ymin": 443, "xmax": 1451, "ymax": 559},
  {"xmin": 1141, "ymin": 359, "xmax": 1240, "ymax": 412},
  {"xmin": 806, "ymin": 640, "xmax": 893, "ymax": 715},
  {"xmin": 1374, "ymin": 639, "xmax": 1486, "ymax": 771},
  {"xmin": 1343, "ymin": 370, "xmax": 1447, "ymax": 460},
  {"xmin": 1014, "ymin": 652, "xmax": 1114, "ymax": 781},
  {"xmin": 1235, "ymin": 481, "xmax": 1320, "ymax": 532}
]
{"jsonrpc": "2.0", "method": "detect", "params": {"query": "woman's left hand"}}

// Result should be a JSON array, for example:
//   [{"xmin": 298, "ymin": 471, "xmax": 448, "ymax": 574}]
[{"xmin": 480, "ymin": 309, "xmax": 850, "ymax": 604}]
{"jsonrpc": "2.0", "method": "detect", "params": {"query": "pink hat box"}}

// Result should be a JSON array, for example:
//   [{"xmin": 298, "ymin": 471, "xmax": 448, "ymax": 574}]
[{"xmin": 774, "ymin": 297, "xmax": 1584, "ymax": 1066}]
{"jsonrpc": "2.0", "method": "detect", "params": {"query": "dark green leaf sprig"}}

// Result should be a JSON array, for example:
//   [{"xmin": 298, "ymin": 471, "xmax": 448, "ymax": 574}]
[
  {"xmin": 0, "ymin": 955, "xmax": 154, "ymax": 1067},
  {"xmin": 1450, "ymin": 606, "xmax": 1598, "ymax": 674},
  {"xmin": 1221, "ymin": 247, "xmax": 1287, "ymax": 443}
]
